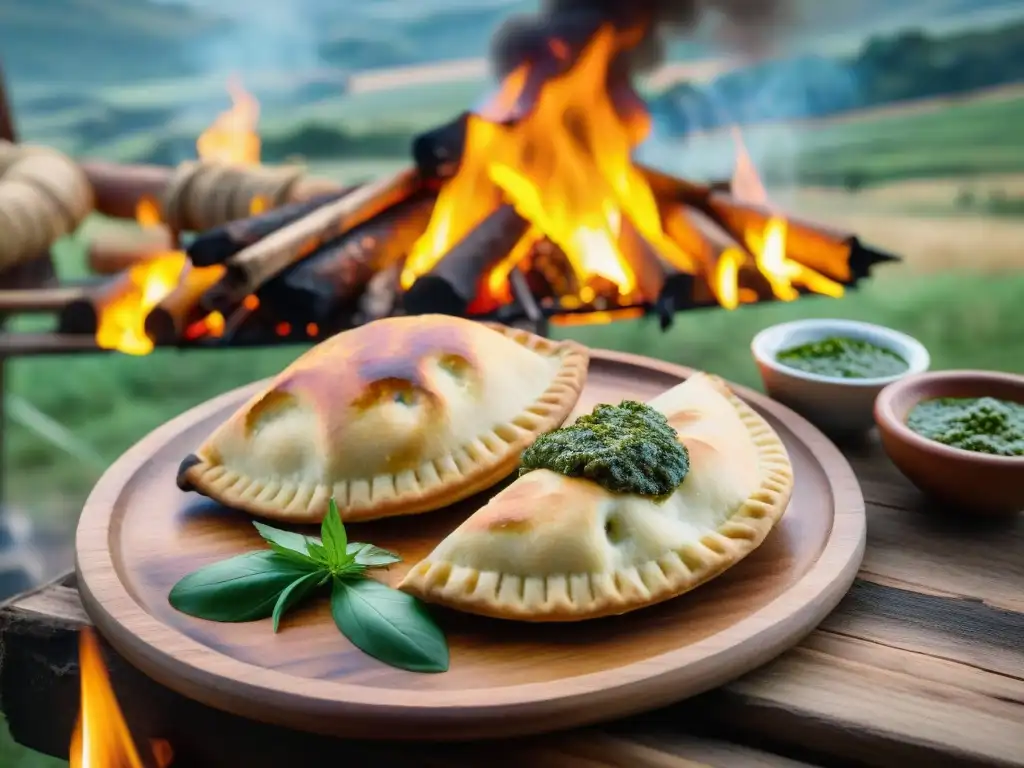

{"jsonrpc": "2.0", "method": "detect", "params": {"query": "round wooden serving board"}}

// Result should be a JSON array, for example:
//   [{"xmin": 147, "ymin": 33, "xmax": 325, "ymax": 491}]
[{"xmin": 76, "ymin": 350, "xmax": 866, "ymax": 741}]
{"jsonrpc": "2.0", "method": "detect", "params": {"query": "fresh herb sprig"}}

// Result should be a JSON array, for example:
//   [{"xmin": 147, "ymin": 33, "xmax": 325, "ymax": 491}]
[{"xmin": 168, "ymin": 499, "xmax": 449, "ymax": 673}]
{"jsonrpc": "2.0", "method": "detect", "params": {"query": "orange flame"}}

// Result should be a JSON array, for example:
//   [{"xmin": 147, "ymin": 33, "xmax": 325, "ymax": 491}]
[
  {"xmin": 95, "ymin": 80, "xmax": 262, "ymax": 354},
  {"xmin": 196, "ymin": 75, "xmax": 261, "ymax": 165},
  {"xmin": 401, "ymin": 24, "xmax": 693, "ymax": 303},
  {"xmin": 728, "ymin": 127, "xmax": 845, "ymax": 303},
  {"xmin": 70, "ymin": 628, "xmax": 173, "ymax": 768},
  {"xmin": 730, "ymin": 126, "xmax": 769, "ymax": 206},
  {"xmin": 135, "ymin": 196, "xmax": 163, "ymax": 229},
  {"xmin": 95, "ymin": 251, "xmax": 188, "ymax": 355}
]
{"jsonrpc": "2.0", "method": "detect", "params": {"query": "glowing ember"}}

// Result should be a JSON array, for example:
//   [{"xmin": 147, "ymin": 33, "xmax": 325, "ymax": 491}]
[
  {"xmin": 135, "ymin": 196, "xmax": 163, "ymax": 229},
  {"xmin": 402, "ymin": 24, "xmax": 693, "ymax": 301},
  {"xmin": 70, "ymin": 628, "xmax": 173, "ymax": 768},
  {"xmin": 195, "ymin": 75, "xmax": 261, "ymax": 166}
]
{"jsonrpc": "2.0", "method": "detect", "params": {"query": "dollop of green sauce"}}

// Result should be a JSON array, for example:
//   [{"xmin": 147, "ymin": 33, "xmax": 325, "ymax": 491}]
[
  {"xmin": 776, "ymin": 336, "xmax": 909, "ymax": 379},
  {"xmin": 519, "ymin": 400, "xmax": 690, "ymax": 497},
  {"xmin": 906, "ymin": 396, "xmax": 1024, "ymax": 457}
]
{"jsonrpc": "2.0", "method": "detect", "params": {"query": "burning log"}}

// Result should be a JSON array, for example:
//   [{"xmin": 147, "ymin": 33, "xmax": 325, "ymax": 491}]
[
  {"xmin": 261, "ymin": 192, "xmax": 436, "ymax": 328},
  {"xmin": 616, "ymin": 216, "xmax": 669, "ymax": 307},
  {"xmin": 80, "ymin": 160, "xmax": 341, "ymax": 223},
  {"xmin": 663, "ymin": 204, "xmax": 755, "ymax": 310},
  {"xmin": 642, "ymin": 164, "xmax": 732, "ymax": 208},
  {"xmin": 412, "ymin": 112, "xmax": 471, "ymax": 181},
  {"xmin": 186, "ymin": 189, "xmax": 356, "ymax": 267},
  {"xmin": 706, "ymin": 192, "xmax": 900, "ymax": 286},
  {"xmin": 201, "ymin": 167, "xmax": 422, "ymax": 314},
  {"xmin": 87, "ymin": 229, "xmax": 174, "ymax": 275},
  {"xmin": 58, "ymin": 273, "xmax": 137, "ymax": 336},
  {"xmin": 401, "ymin": 203, "xmax": 531, "ymax": 317},
  {"xmin": 144, "ymin": 264, "xmax": 227, "ymax": 346},
  {"xmin": 58, "ymin": 255, "xmax": 190, "ymax": 355}
]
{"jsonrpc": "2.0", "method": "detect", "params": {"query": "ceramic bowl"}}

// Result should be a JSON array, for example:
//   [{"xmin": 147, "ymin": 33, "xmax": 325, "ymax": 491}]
[
  {"xmin": 751, "ymin": 319, "xmax": 930, "ymax": 435},
  {"xmin": 874, "ymin": 370, "xmax": 1024, "ymax": 516}
]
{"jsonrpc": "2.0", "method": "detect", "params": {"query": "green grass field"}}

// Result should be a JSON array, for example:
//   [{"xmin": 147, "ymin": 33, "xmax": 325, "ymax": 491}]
[{"xmin": 644, "ymin": 87, "xmax": 1024, "ymax": 188}]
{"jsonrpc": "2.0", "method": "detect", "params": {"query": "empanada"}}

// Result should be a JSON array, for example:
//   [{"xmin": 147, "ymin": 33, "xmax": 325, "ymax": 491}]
[
  {"xmin": 177, "ymin": 315, "xmax": 589, "ymax": 523},
  {"xmin": 398, "ymin": 372, "xmax": 793, "ymax": 621}
]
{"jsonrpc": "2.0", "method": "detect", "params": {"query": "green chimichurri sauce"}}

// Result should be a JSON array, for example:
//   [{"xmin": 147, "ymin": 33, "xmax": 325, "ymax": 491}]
[
  {"xmin": 519, "ymin": 400, "xmax": 690, "ymax": 497},
  {"xmin": 906, "ymin": 396, "xmax": 1024, "ymax": 457},
  {"xmin": 775, "ymin": 336, "xmax": 909, "ymax": 379}
]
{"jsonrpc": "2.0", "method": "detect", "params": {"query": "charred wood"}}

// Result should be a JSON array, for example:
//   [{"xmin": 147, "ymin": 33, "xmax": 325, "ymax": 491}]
[
  {"xmin": 706, "ymin": 192, "xmax": 900, "ymax": 285},
  {"xmin": 401, "ymin": 204, "xmax": 531, "ymax": 317},
  {"xmin": 259, "ymin": 192, "xmax": 435, "ymax": 329},
  {"xmin": 57, "ymin": 273, "xmax": 137, "ymax": 335},
  {"xmin": 144, "ymin": 264, "xmax": 226, "ymax": 346},
  {"xmin": 201, "ymin": 168, "xmax": 421, "ymax": 314},
  {"xmin": 186, "ymin": 189, "xmax": 355, "ymax": 267}
]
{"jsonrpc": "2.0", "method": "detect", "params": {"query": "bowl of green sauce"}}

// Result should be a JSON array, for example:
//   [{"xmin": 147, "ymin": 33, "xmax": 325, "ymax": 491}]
[
  {"xmin": 751, "ymin": 319, "xmax": 930, "ymax": 434},
  {"xmin": 875, "ymin": 370, "xmax": 1024, "ymax": 516}
]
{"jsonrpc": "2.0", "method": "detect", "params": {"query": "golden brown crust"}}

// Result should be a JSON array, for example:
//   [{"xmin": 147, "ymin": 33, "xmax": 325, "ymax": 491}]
[
  {"xmin": 178, "ymin": 317, "xmax": 589, "ymax": 523},
  {"xmin": 398, "ymin": 372, "xmax": 794, "ymax": 621}
]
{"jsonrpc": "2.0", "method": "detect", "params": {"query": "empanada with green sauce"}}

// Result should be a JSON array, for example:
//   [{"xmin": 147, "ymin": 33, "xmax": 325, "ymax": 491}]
[
  {"xmin": 398, "ymin": 372, "xmax": 793, "ymax": 621},
  {"xmin": 176, "ymin": 315, "xmax": 589, "ymax": 523}
]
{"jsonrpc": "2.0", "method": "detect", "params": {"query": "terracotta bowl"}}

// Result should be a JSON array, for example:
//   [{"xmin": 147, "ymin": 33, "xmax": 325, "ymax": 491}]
[{"xmin": 874, "ymin": 370, "xmax": 1024, "ymax": 516}]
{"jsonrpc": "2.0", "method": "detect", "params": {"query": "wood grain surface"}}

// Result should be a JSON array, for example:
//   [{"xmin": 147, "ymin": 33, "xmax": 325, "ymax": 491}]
[
  {"xmin": 74, "ymin": 351, "xmax": 865, "ymax": 740},
  {"xmin": 5, "ymin": 428, "xmax": 1024, "ymax": 766}
]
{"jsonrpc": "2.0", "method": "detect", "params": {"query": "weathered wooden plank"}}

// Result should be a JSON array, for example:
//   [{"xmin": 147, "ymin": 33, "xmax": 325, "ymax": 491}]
[
  {"xmin": 702, "ymin": 635, "xmax": 1024, "ymax": 767},
  {"xmin": 0, "ymin": 578, "xmax": 811, "ymax": 768},
  {"xmin": 820, "ymin": 580, "xmax": 1024, "ymax": 679},
  {"xmin": 835, "ymin": 434, "xmax": 1024, "ymax": 611}
]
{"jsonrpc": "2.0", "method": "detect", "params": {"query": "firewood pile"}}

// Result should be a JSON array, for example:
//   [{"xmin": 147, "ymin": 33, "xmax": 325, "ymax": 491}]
[{"xmin": 0, "ymin": 33, "xmax": 899, "ymax": 359}]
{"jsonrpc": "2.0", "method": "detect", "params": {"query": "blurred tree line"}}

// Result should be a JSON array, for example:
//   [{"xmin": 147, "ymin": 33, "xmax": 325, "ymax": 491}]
[{"xmin": 649, "ymin": 20, "xmax": 1024, "ymax": 135}]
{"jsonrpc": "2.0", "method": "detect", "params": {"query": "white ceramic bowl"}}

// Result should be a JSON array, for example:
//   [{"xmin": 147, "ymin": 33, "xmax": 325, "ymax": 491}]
[{"xmin": 751, "ymin": 319, "xmax": 931, "ymax": 435}]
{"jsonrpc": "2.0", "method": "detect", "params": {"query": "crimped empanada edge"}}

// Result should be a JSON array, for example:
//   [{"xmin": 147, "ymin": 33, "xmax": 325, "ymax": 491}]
[
  {"xmin": 177, "ymin": 324, "xmax": 590, "ymax": 524},
  {"xmin": 397, "ymin": 376, "xmax": 795, "ymax": 622}
]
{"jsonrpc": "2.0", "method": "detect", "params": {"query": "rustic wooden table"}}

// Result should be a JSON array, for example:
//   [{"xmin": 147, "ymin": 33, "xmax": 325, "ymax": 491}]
[{"xmin": 1, "ymin": 430, "xmax": 1021, "ymax": 768}]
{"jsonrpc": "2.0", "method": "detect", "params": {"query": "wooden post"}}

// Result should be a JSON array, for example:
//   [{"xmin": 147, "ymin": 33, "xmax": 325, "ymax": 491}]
[
  {"xmin": 0, "ymin": 58, "xmax": 18, "ymax": 591},
  {"xmin": 0, "ymin": 59, "xmax": 16, "ymax": 143}
]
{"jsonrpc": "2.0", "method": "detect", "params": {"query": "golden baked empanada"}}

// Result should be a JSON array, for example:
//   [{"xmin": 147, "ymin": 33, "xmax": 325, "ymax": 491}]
[
  {"xmin": 398, "ymin": 372, "xmax": 793, "ymax": 621},
  {"xmin": 177, "ymin": 315, "xmax": 589, "ymax": 523}
]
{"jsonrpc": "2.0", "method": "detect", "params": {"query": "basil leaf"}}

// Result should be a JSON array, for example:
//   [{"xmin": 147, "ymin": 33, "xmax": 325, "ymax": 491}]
[
  {"xmin": 330, "ymin": 577, "xmax": 449, "ymax": 673},
  {"xmin": 271, "ymin": 571, "xmax": 326, "ymax": 633},
  {"xmin": 306, "ymin": 540, "xmax": 329, "ymax": 563},
  {"xmin": 321, "ymin": 498, "xmax": 349, "ymax": 570},
  {"xmin": 348, "ymin": 543, "xmax": 402, "ymax": 568},
  {"xmin": 169, "ymin": 551, "xmax": 314, "ymax": 622},
  {"xmin": 253, "ymin": 522, "xmax": 322, "ymax": 566}
]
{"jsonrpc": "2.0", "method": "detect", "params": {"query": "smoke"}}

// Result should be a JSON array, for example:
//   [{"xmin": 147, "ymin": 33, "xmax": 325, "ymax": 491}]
[{"xmin": 490, "ymin": 0, "xmax": 795, "ymax": 78}]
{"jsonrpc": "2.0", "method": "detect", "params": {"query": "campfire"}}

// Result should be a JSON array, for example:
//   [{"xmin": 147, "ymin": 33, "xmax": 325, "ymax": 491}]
[
  {"xmin": 71, "ymin": 628, "xmax": 173, "ymax": 768},
  {"xmin": 41, "ymin": 23, "xmax": 894, "ymax": 356}
]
